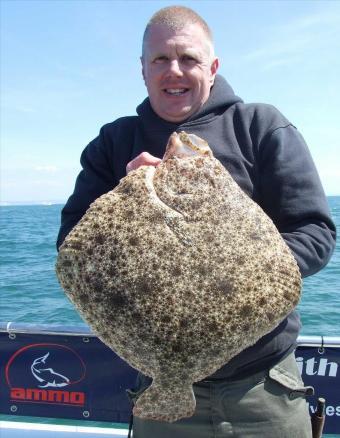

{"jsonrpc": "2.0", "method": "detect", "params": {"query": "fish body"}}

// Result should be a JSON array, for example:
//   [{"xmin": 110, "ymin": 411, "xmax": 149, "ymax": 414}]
[{"xmin": 56, "ymin": 132, "xmax": 301, "ymax": 422}]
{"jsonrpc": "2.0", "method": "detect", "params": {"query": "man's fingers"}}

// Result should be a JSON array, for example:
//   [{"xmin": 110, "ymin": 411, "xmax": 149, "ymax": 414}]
[{"xmin": 126, "ymin": 152, "xmax": 162, "ymax": 173}]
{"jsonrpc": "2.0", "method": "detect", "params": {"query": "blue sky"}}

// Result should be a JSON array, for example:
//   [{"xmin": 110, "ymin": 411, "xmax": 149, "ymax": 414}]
[{"xmin": 1, "ymin": 0, "xmax": 340, "ymax": 203}]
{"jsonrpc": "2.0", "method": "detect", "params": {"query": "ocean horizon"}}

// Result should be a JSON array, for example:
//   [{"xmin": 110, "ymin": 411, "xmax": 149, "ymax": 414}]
[{"xmin": 2, "ymin": 194, "xmax": 339, "ymax": 206}]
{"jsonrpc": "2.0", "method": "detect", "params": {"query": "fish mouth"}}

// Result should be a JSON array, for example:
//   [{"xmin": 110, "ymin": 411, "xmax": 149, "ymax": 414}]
[{"xmin": 163, "ymin": 132, "xmax": 212, "ymax": 160}]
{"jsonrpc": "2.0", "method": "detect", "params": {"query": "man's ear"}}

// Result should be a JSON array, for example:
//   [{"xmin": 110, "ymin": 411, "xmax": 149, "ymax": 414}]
[
  {"xmin": 140, "ymin": 56, "xmax": 146, "ymax": 83},
  {"xmin": 210, "ymin": 57, "xmax": 219, "ymax": 85}
]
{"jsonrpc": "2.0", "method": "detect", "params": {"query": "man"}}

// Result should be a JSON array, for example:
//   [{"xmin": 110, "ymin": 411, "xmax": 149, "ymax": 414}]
[{"xmin": 57, "ymin": 6, "xmax": 336, "ymax": 438}]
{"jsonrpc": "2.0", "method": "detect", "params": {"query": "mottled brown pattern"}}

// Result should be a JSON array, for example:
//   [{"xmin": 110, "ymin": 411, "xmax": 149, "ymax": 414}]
[{"xmin": 56, "ymin": 131, "xmax": 301, "ymax": 423}]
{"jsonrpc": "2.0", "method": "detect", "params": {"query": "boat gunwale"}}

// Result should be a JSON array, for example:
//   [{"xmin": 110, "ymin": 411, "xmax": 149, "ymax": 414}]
[{"xmin": 1, "ymin": 322, "xmax": 339, "ymax": 347}]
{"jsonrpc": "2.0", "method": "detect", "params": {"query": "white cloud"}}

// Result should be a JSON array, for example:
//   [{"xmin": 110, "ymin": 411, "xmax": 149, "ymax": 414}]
[
  {"xmin": 244, "ymin": 36, "xmax": 311, "ymax": 62},
  {"xmin": 1, "ymin": 103, "xmax": 37, "ymax": 114},
  {"xmin": 242, "ymin": 7, "xmax": 340, "ymax": 70},
  {"xmin": 0, "ymin": 165, "xmax": 80, "ymax": 203},
  {"xmin": 278, "ymin": 9, "xmax": 340, "ymax": 32},
  {"xmin": 318, "ymin": 168, "xmax": 340, "ymax": 196},
  {"xmin": 34, "ymin": 165, "xmax": 58, "ymax": 173}
]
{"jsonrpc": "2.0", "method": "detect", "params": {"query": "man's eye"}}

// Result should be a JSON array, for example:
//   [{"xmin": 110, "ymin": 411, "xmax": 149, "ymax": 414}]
[
  {"xmin": 153, "ymin": 56, "xmax": 168, "ymax": 63},
  {"xmin": 181, "ymin": 55, "xmax": 197, "ymax": 63}
]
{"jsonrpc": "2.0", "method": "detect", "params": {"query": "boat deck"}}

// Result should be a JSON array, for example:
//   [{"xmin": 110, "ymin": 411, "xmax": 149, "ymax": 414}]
[{"xmin": 0, "ymin": 421, "xmax": 128, "ymax": 437}]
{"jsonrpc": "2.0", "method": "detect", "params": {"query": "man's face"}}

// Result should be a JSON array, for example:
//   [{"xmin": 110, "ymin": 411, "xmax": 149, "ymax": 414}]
[{"xmin": 141, "ymin": 23, "xmax": 219, "ymax": 123}]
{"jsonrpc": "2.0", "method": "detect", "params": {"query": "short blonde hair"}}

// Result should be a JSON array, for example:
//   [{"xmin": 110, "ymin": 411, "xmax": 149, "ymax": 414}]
[{"xmin": 142, "ymin": 6, "xmax": 215, "ymax": 59}]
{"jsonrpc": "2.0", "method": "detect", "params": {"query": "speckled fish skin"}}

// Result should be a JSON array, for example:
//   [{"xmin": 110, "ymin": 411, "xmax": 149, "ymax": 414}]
[{"xmin": 56, "ymin": 131, "xmax": 301, "ymax": 423}]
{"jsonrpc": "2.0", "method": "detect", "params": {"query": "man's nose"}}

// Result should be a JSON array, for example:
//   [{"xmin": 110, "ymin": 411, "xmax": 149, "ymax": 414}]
[{"xmin": 166, "ymin": 59, "xmax": 183, "ymax": 77}]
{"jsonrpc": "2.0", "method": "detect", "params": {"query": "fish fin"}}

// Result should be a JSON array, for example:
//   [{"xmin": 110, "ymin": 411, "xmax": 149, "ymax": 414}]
[{"xmin": 132, "ymin": 379, "xmax": 196, "ymax": 423}]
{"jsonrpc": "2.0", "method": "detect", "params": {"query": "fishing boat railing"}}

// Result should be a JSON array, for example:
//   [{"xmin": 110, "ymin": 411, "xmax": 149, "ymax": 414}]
[{"xmin": 2, "ymin": 322, "xmax": 339, "ymax": 347}]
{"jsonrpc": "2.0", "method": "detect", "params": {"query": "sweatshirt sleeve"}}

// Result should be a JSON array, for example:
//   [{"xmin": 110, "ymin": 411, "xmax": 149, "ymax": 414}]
[
  {"xmin": 258, "ymin": 124, "xmax": 336, "ymax": 278},
  {"xmin": 56, "ymin": 125, "xmax": 118, "ymax": 250}
]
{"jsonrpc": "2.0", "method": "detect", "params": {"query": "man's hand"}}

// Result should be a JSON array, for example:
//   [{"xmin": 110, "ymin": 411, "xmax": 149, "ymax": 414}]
[{"xmin": 126, "ymin": 152, "xmax": 162, "ymax": 173}]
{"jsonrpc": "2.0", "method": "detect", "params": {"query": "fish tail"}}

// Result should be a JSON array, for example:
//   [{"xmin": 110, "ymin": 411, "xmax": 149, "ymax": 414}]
[{"xmin": 132, "ymin": 379, "xmax": 196, "ymax": 423}]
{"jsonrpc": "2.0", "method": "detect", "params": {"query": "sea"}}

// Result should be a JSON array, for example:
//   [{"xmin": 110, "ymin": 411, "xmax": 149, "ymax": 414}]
[{"xmin": 0, "ymin": 198, "xmax": 339, "ymax": 436}]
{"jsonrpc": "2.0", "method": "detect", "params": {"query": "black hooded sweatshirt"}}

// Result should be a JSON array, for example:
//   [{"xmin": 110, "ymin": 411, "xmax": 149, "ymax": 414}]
[{"xmin": 57, "ymin": 75, "xmax": 336, "ymax": 379}]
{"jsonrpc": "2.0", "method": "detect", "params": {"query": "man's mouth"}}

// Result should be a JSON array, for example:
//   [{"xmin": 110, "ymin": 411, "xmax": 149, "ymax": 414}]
[{"xmin": 163, "ymin": 88, "xmax": 189, "ymax": 96}]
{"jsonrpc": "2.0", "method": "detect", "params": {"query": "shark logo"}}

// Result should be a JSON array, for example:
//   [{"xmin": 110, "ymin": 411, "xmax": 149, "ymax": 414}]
[
  {"xmin": 6, "ymin": 343, "xmax": 86, "ymax": 389},
  {"xmin": 31, "ymin": 352, "xmax": 70, "ymax": 388},
  {"xmin": 6, "ymin": 343, "xmax": 87, "ymax": 407}
]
